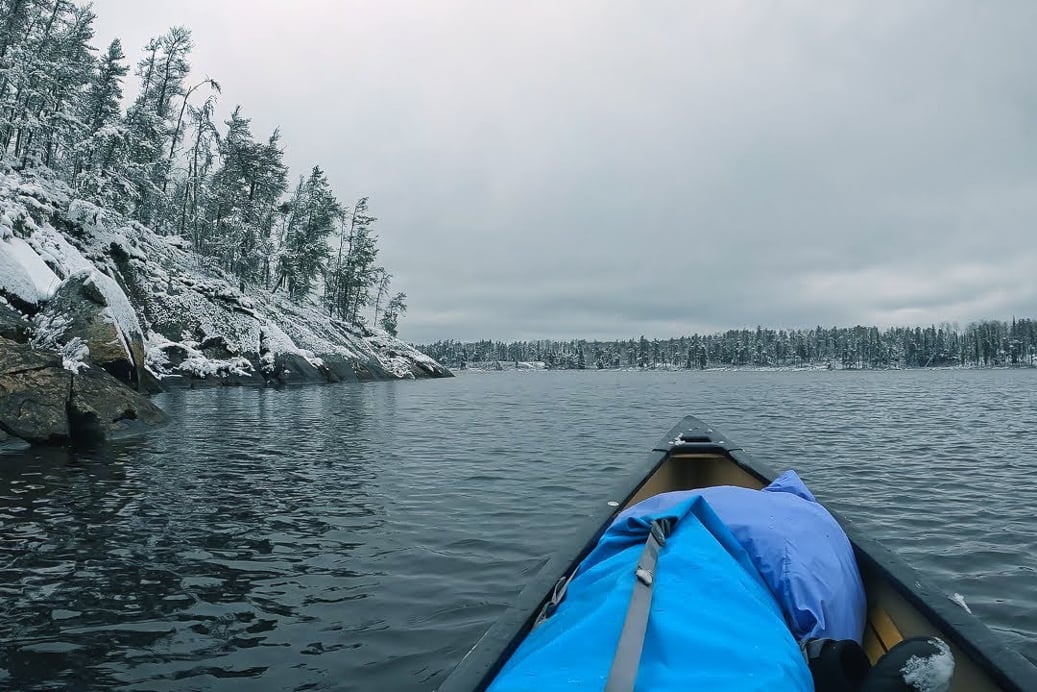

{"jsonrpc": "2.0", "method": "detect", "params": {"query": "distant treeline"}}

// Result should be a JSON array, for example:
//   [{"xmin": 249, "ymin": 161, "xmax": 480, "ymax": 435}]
[{"xmin": 418, "ymin": 319, "xmax": 1037, "ymax": 370}]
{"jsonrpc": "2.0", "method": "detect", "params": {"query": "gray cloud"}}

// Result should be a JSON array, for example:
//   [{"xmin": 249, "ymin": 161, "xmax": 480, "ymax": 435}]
[{"xmin": 90, "ymin": 1, "xmax": 1037, "ymax": 342}]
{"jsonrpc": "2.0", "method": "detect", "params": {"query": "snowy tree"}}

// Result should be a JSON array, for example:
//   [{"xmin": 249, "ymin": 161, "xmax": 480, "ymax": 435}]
[
  {"xmin": 0, "ymin": 0, "xmax": 416, "ymax": 335},
  {"xmin": 123, "ymin": 27, "xmax": 193, "ymax": 226},
  {"xmin": 325, "ymin": 196, "xmax": 381, "ymax": 323},
  {"xmin": 74, "ymin": 37, "xmax": 128, "ymax": 196},
  {"xmin": 30, "ymin": 2, "xmax": 94, "ymax": 169},
  {"xmin": 275, "ymin": 166, "xmax": 341, "ymax": 300},
  {"xmin": 201, "ymin": 107, "xmax": 287, "ymax": 281},
  {"xmin": 0, "ymin": 0, "xmax": 96, "ymax": 170},
  {"xmin": 380, "ymin": 291, "xmax": 406, "ymax": 337},
  {"xmin": 165, "ymin": 76, "xmax": 219, "ymax": 184},
  {"xmin": 80, "ymin": 39, "xmax": 125, "ymax": 132},
  {"xmin": 175, "ymin": 95, "xmax": 219, "ymax": 241},
  {"xmin": 373, "ymin": 269, "xmax": 391, "ymax": 324}
]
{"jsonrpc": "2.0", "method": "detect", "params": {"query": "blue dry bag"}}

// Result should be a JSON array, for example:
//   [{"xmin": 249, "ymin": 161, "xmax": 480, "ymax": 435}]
[{"xmin": 489, "ymin": 494, "xmax": 813, "ymax": 691}]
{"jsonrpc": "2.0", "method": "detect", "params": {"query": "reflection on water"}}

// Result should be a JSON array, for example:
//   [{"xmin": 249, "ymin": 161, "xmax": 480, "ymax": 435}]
[
  {"xmin": 0, "ymin": 370, "xmax": 1035, "ymax": 690},
  {"xmin": 0, "ymin": 387, "xmax": 387, "ymax": 690}
]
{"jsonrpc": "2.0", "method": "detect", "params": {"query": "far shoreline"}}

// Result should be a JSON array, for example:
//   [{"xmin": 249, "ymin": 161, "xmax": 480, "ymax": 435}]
[{"xmin": 450, "ymin": 361, "xmax": 1036, "ymax": 374}]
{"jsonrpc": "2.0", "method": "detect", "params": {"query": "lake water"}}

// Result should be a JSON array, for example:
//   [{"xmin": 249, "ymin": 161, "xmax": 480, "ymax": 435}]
[{"xmin": 1, "ymin": 369, "xmax": 1035, "ymax": 690}]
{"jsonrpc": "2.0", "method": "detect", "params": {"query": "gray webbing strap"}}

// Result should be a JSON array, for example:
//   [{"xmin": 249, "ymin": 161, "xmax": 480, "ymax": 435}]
[
  {"xmin": 533, "ymin": 570, "xmax": 577, "ymax": 628},
  {"xmin": 604, "ymin": 518, "xmax": 672, "ymax": 692}
]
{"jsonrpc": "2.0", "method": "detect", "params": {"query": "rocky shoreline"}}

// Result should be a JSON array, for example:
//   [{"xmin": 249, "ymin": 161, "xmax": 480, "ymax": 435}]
[
  {"xmin": 0, "ymin": 337, "xmax": 166, "ymax": 445},
  {"xmin": 0, "ymin": 169, "xmax": 450, "ymax": 447}
]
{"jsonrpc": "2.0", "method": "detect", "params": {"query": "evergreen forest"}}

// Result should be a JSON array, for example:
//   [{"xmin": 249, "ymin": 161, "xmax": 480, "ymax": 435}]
[
  {"xmin": 0, "ymin": 0, "xmax": 407, "ymax": 333},
  {"xmin": 420, "ymin": 320, "xmax": 1037, "ymax": 370}
]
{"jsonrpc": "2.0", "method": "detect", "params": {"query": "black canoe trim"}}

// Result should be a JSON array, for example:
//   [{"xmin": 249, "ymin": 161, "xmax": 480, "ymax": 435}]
[{"xmin": 436, "ymin": 415, "xmax": 1037, "ymax": 692}]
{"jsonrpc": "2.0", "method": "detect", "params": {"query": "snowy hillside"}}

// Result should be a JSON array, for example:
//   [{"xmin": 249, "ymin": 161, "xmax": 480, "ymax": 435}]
[{"xmin": 0, "ymin": 167, "xmax": 450, "ymax": 388}]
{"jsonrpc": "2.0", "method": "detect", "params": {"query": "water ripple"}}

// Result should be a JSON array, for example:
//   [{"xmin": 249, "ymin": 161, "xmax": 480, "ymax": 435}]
[{"xmin": 0, "ymin": 370, "xmax": 1035, "ymax": 689}]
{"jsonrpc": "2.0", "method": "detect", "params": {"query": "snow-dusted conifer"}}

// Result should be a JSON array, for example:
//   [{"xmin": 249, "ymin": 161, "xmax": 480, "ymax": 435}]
[
  {"xmin": 373, "ymin": 269, "xmax": 391, "ymax": 323},
  {"xmin": 380, "ymin": 292, "xmax": 407, "ymax": 337},
  {"xmin": 74, "ymin": 38, "xmax": 128, "ymax": 196},
  {"xmin": 326, "ymin": 196, "xmax": 381, "ymax": 323},
  {"xmin": 177, "ymin": 95, "xmax": 218, "ymax": 241},
  {"xmin": 123, "ymin": 27, "xmax": 192, "ymax": 227},
  {"xmin": 276, "ymin": 165, "xmax": 340, "ymax": 300},
  {"xmin": 0, "ymin": 1, "xmax": 95, "ymax": 170},
  {"xmin": 204, "ymin": 107, "xmax": 287, "ymax": 282},
  {"xmin": 0, "ymin": 0, "xmax": 413, "ymax": 336},
  {"xmin": 82, "ymin": 39, "xmax": 126, "ymax": 132}
]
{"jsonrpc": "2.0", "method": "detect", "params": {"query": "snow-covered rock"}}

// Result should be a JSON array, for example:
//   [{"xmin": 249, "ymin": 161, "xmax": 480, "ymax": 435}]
[
  {"xmin": 364, "ymin": 328, "xmax": 452, "ymax": 379},
  {"xmin": 33, "ymin": 269, "xmax": 146, "ymax": 389}
]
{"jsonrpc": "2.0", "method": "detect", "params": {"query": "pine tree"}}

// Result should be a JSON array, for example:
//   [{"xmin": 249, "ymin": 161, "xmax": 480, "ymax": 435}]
[
  {"xmin": 325, "ymin": 196, "xmax": 382, "ymax": 323},
  {"xmin": 373, "ymin": 269, "xmax": 391, "ymax": 324},
  {"xmin": 204, "ymin": 106, "xmax": 255, "ymax": 263},
  {"xmin": 177, "ymin": 95, "xmax": 218, "ymax": 241},
  {"xmin": 249, "ymin": 129, "xmax": 289, "ymax": 285},
  {"xmin": 203, "ymin": 108, "xmax": 287, "ymax": 281},
  {"xmin": 81, "ymin": 39, "xmax": 125, "ymax": 132},
  {"xmin": 123, "ymin": 27, "xmax": 193, "ymax": 226},
  {"xmin": 380, "ymin": 292, "xmax": 407, "ymax": 337},
  {"xmin": 74, "ymin": 37, "xmax": 127, "ymax": 192},
  {"xmin": 0, "ymin": 1, "xmax": 96, "ymax": 171},
  {"xmin": 32, "ymin": 2, "xmax": 95, "ymax": 170},
  {"xmin": 276, "ymin": 165, "xmax": 340, "ymax": 300},
  {"xmin": 0, "ymin": 0, "xmax": 58, "ymax": 156},
  {"xmin": 165, "ymin": 77, "xmax": 218, "ymax": 179},
  {"xmin": 0, "ymin": 0, "xmax": 39, "ymax": 63}
]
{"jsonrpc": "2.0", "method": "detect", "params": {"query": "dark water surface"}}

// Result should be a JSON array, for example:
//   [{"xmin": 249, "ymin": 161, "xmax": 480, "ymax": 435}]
[{"xmin": 1, "ymin": 369, "xmax": 1035, "ymax": 690}]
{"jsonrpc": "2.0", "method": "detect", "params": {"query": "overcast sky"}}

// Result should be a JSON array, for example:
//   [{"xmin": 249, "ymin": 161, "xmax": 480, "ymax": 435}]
[{"xmin": 89, "ymin": 1, "xmax": 1037, "ymax": 343}]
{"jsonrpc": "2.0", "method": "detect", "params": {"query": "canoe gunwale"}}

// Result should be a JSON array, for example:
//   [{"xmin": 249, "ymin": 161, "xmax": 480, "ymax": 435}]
[
  {"xmin": 436, "ymin": 415, "xmax": 1037, "ymax": 692},
  {"xmin": 816, "ymin": 481, "xmax": 1037, "ymax": 692}
]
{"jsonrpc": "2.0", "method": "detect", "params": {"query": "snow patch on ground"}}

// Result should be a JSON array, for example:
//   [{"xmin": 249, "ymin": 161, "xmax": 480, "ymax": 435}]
[
  {"xmin": 365, "ymin": 327, "xmax": 449, "ymax": 378},
  {"xmin": 31, "ymin": 311, "xmax": 71, "ymax": 351},
  {"xmin": 266, "ymin": 299, "xmax": 363, "ymax": 361},
  {"xmin": 364, "ymin": 329, "xmax": 420, "ymax": 378},
  {"xmin": 24, "ymin": 223, "xmax": 93, "ymax": 278},
  {"xmin": 66, "ymin": 199, "xmax": 106, "ymax": 235},
  {"xmin": 261, "ymin": 322, "xmax": 325, "ymax": 369},
  {"xmin": 0, "ymin": 236, "xmax": 60, "ymax": 304},
  {"xmin": 145, "ymin": 332, "xmax": 173, "ymax": 370},
  {"xmin": 145, "ymin": 331, "xmax": 253, "ymax": 379},
  {"xmin": 61, "ymin": 337, "xmax": 90, "ymax": 373},
  {"xmin": 179, "ymin": 351, "xmax": 253, "ymax": 378},
  {"xmin": 379, "ymin": 353, "xmax": 417, "ymax": 379}
]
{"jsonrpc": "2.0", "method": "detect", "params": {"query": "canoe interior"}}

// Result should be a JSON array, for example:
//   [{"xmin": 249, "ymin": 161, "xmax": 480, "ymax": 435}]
[{"xmin": 643, "ymin": 452, "xmax": 997, "ymax": 692}]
